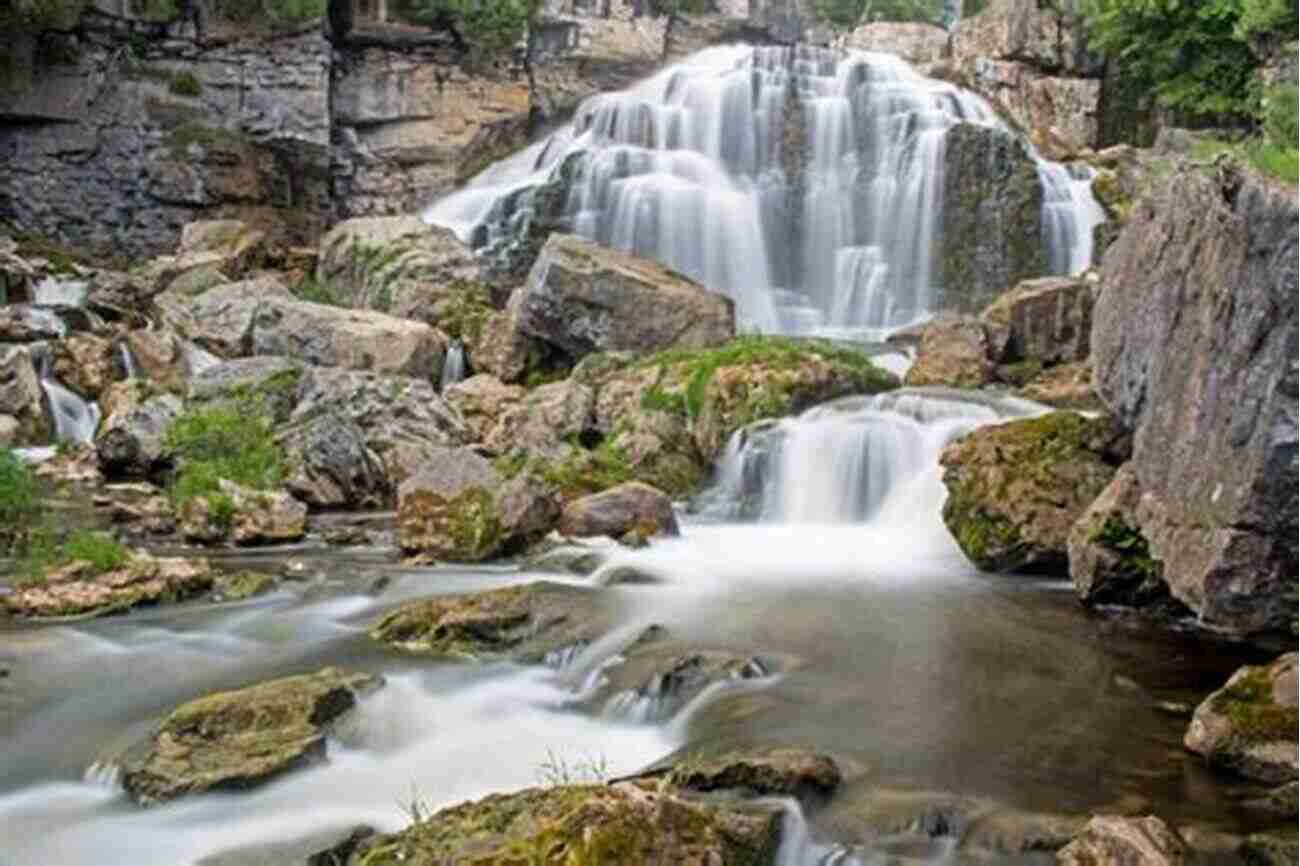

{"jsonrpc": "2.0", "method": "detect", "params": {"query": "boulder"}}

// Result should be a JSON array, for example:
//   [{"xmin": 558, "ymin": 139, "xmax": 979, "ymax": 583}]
[
  {"xmin": 395, "ymin": 447, "xmax": 505, "ymax": 561},
  {"xmin": 1, "ymin": 553, "xmax": 212, "ymax": 620},
  {"xmin": 484, "ymin": 379, "xmax": 596, "ymax": 460},
  {"xmin": 0, "ymin": 344, "xmax": 49, "ymax": 445},
  {"xmin": 513, "ymin": 233, "xmax": 735, "ymax": 361},
  {"xmin": 1015, "ymin": 360, "xmax": 1103, "ymax": 410},
  {"xmin": 176, "ymin": 219, "xmax": 267, "ymax": 278},
  {"xmin": 121, "ymin": 667, "xmax": 381, "ymax": 805},
  {"xmin": 1091, "ymin": 162, "xmax": 1299, "ymax": 634},
  {"xmin": 940, "ymin": 412, "xmax": 1117, "ymax": 573},
  {"xmin": 443, "ymin": 374, "xmax": 525, "ymax": 442},
  {"xmin": 1068, "ymin": 463, "xmax": 1165, "ymax": 607},
  {"xmin": 156, "ymin": 276, "xmax": 293, "ymax": 359},
  {"xmin": 952, "ymin": 0, "xmax": 1098, "ymax": 76},
  {"xmin": 650, "ymin": 748, "xmax": 842, "ymax": 804},
  {"xmin": 369, "ymin": 582, "xmax": 614, "ymax": 662},
  {"xmin": 291, "ymin": 367, "xmax": 470, "ymax": 486},
  {"xmin": 897, "ymin": 315, "xmax": 996, "ymax": 389},
  {"xmin": 465, "ymin": 307, "xmax": 547, "ymax": 384},
  {"xmin": 981, "ymin": 275, "xmax": 1093, "ymax": 367},
  {"xmin": 178, "ymin": 481, "xmax": 307, "ymax": 547},
  {"xmin": 494, "ymin": 474, "xmax": 561, "ymax": 551},
  {"xmin": 593, "ymin": 647, "xmax": 773, "ymax": 723},
  {"xmin": 0, "ymin": 305, "xmax": 66, "ymax": 342},
  {"xmin": 47, "ymin": 334, "xmax": 116, "ymax": 400},
  {"xmin": 558, "ymin": 482, "xmax": 680, "ymax": 542},
  {"xmin": 95, "ymin": 389, "xmax": 182, "ymax": 479},
  {"xmin": 347, "ymin": 781, "xmax": 781, "ymax": 866},
  {"xmin": 1184, "ymin": 653, "xmax": 1298, "ymax": 784},
  {"xmin": 249, "ymin": 298, "xmax": 447, "ymax": 381},
  {"xmin": 121, "ymin": 327, "xmax": 190, "ymax": 389},
  {"xmin": 938, "ymin": 123, "xmax": 1047, "ymax": 314},
  {"xmin": 187, "ymin": 356, "xmax": 304, "ymax": 423},
  {"xmin": 279, "ymin": 412, "xmax": 388, "ymax": 509},
  {"xmin": 1056, "ymin": 815, "xmax": 1188, "ymax": 866}
]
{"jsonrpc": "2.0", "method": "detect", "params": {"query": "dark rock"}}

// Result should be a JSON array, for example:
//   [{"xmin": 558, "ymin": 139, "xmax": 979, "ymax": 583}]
[
  {"xmin": 654, "ymin": 748, "xmax": 842, "ymax": 804},
  {"xmin": 1069, "ymin": 462, "xmax": 1168, "ymax": 607},
  {"xmin": 279, "ymin": 412, "xmax": 388, "ymax": 509},
  {"xmin": 1240, "ymin": 828, "xmax": 1300, "ymax": 866},
  {"xmin": 1091, "ymin": 162, "xmax": 1299, "ymax": 634},
  {"xmin": 95, "ymin": 389, "xmax": 182, "ymax": 479}
]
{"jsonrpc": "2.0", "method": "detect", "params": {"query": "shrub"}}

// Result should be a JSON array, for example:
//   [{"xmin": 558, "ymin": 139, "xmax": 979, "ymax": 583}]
[
  {"xmin": 164, "ymin": 401, "xmax": 285, "ymax": 508},
  {"xmin": 0, "ymin": 449, "xmax": 42, "ymax": 544}
]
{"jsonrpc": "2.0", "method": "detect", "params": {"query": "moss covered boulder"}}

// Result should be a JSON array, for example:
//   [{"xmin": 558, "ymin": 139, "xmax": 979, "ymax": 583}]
[
  {"xmin": 178, "ymin": 480, "xmax": 307, "ymax": 547},
  {"xmin": 368, "ymin": 582, "xmax": 614, "ymax": 662},
  {"xmin": 2, "ymin": 553, "xmax": 213, "ymax": 620},
  {"xmin": 395, "ymin": 448, "xmax": 504, "ymax": 562},
  {"xmin": 940, "ymin": 412, "xmax": 1117, "ymax": 574},
  {"xmin": 350, "ymin": 781, "xmax": 781, "ymax": 866},
  {"xmin": 122, "ymin": 667, "xmax": 381, "ymax": 805},
  {"xmin": 650, "ymin": 748, "xmax": 842, "ymax": 805},
  {"xmin": 1184, "ymin": 653, "xmax": 1298, "ymax": 784}
]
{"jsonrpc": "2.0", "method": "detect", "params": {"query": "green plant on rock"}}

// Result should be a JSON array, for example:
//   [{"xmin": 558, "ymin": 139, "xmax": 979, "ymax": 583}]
[
  {"xmin": 1211, "ymin": 666, "xmax": 1300, "ymax": 744},
  {"xmin": 1089, "ymin": 515, "xmax": 1161, "ymax": 579},
  {"xmin": 168, "ymin": 70, "xmax": 201, "ymax": 96},
  {"xmin": 165, "ymin": 400, "xmax": 285, "ymax": 508},
  {"xmin": 0, "ymin": 448, "xmax": 43, "ymax": 549},
  {"xmin": 394, "ymin": 0, "xmax": 539, "ymax": 58},
  {"xmin": 15, "ymin": 526, "xmax": 131, "ymax": 585}
]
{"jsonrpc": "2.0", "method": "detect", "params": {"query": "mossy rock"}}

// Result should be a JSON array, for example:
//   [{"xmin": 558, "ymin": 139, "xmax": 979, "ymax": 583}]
[
  {"xmin": 122, "ymin": 667, "xmax": 382, "ymax": 805},
  {"xmin": 395, "ymin": 448, "xmax": 504, "ymax": 562},
  {"xmin": 1185, "ymin": 653, "xmax": 1299, "ymax": 784},
  {"xmin": 939, "ymin": 412, "xmax": 1117, "ymax": 574},
  {"xmin": 213, "ymin": 570, "xmax": 278, "ymax": 601},
  {"xmin": 368, "ymin": 582, "xmax": 615, "ymax": 663},
  {"xmin": 350, "ymin": 781, "xmax": 782, "ymax": 866}
]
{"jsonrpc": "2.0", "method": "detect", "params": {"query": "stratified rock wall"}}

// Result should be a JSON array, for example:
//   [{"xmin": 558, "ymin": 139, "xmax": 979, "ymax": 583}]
[{"xmin": 1091, "ymin": 163, "xmax": 1299, "ymax": 634}]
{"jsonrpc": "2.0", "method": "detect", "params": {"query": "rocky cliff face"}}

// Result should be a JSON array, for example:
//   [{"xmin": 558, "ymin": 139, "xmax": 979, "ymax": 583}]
[{"xmin": 1090, "ymin": 161, "xmax": 1299, "ymax": 635}]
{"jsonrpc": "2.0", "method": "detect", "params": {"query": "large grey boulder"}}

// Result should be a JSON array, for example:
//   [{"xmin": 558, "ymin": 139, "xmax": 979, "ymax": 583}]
[
  {"xmin": 981, "ymin": 275, "xmax": 1093, "ymax": 367},
  {"xmin": 513, "ymin": 233, "xmax": 735, "ymax": 361},
  {"xmin": 558, "ymin": 481, "xmax": 681, "ymax": 542},
  {"xmin": 1091, "ymin": 162, "xmax": 1298, "ymax": 634},
  {"xmin": 937, "ymin": 124, "xmax": 1047, "ymax": 313},
  {"xmin": 279, "ymin": 412, "xmax": 388, "ymax": 509},
  {"xmin": 0, "ymin": 345, "xmax": 49, "ymax": 445},
  {"xmin": 156, "ymin": 276, "xmax": 293, "ymax": 359},
  {"xmin": 396, "ymin": 447, "xmax": 505, "ymax": 562},
  {"xmin": 187, "ymin": 356, "xmax": 303, "ymax": 423},
  {"xmin": 95, "ymin": 390, "xmax": 182, "ymax": 478},
  {"xmin": 1184, "ymin": 652, "xmax": 1298, "ymax": 784}
]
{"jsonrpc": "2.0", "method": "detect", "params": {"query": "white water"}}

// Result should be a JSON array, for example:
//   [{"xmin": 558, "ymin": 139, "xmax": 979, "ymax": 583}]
[
  {"xmin": 39, "ymin": 377, "xmax": 101, "ymax": 445},
  {"xmin": 426, "ymin": 44, "xmax": 1101, "ymax": 339},
  {"xmin": 439, "ymin": 341, "xmax": 468, "ymax": 392},
  {"xmin": 32, "ymin": 277, "xmax": 88, "ymax": 307}
]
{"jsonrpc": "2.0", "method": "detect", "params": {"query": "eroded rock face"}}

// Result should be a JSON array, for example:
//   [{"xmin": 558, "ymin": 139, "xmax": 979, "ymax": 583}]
[
  {"xmin": 369, "ymin": 582, "xmax": 614, "ymax": 662},
  {"xmin": 1, "ymin": 554, "xmax": 212, "ymax": 620},
  {"xmin": 661, "ymin": 749, "xmax": 842, "ymax": 804},
  {"xmin": 1091, "ymin": 163, "xmax": 1299, "ymax": 634},
  {"xmin": 156, "ymin": 276, "xmax": 293, "ymax": 359},
  {"xmin": 839, "ymin": 22, "xmax": 950, "ymax": 68},
  {"xmin": 122, "ymin": 667, "xmax": 381, "ymax": 805},
  {"xmin": 982, "ymin": 275, "xmax": 1092, "ymax": 368},
  {"xmin": 513, "ymin": 233, "xmax": 735, "ymax": 361},
  {"xmin": 95, "ymin": 389, "xmax": 182, "ymax": 479},
  {"xmin": 1056, "ymin": 815, "xmax": 1188, "ymax": 866},
  {"xmin": 347, "ymin": 781, "xmax": 782, "ymax": 866},
  {"xmin": 558, "ymin": 481, "xmax": 680, "ymax": 542},
  {"xmin": 395, "ymin": 448, "xmax": 504, "ymax": 561},
  {"xmin": 175, "ymin": 220, "xmax": 267, "ymax": 278},
  {"xmin": 1184, "ymin": 653, "xmax": 1299, "ymax": 785},
  {"xmin": 938, "ymin": 124, "xmax": 1047, "ymax": 313},
  {"xmin": 187, "ymin": 356, "xmax": 304, "ymax": 423},
  {"xmin": 940, "ymin": 412, "xmax": 1117, "ymax": 574}
]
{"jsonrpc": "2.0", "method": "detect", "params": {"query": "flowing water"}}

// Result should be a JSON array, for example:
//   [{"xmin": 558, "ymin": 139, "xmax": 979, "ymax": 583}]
[
  {"xmin": 0, "ymin": 42, "xmax": 1265, "ymax": 866},
  {"xmin": 439, "ymin": 342, "xmax": 468, "ymax": 392}
]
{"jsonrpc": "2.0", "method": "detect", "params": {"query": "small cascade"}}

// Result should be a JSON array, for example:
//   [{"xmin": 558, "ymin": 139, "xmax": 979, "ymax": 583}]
[
  {"xmin": 32, "ymin": 277, "xmax": 88, "ymax": 307},
  {"xmin": 116, "ymin": 341, "xmax": 141, "ymax": 380},
  {"xmin": 82, "ymin": 761, "xmax": 122, "ymax": 789},
  {"xmin": 440, "ymin": 341, "xmax": 467, "ymax": 392},
  {"xmin": 32, "ymin": 348, "xmax": 100, "ymax": 445},
  {"xmin": 1039, "ymin": 161, "xmax": 1107, "ymax": 274}
]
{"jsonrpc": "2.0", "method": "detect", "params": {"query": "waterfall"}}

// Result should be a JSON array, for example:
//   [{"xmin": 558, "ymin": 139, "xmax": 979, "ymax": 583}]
[
  {"xmin": 38, "ymin": 378, "xmax": 100, "ymax": 445},
  {"xmin": 32, "ymin": 277, "xmax": 88, "ymax": 307},
  {"xmin": 440, "ymin": 342, "xmax": 468, "ymax": 391},
  {"xmin": 116, "ymin": 341, "xmax": 141, "ymax": 380},
  {"xmin": 426, "ymin": 45, "xmax": 1101, "ymax": 339}
]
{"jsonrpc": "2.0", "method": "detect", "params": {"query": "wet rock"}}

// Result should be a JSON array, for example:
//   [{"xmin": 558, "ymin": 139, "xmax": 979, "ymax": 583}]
[
  {"xmin": 349, "ymin": 781, "xmax": 781, "ymax": 866},
  {"xmin": 369, "ymin": 582, "xmax": 615, "ymax": 662},
  {"xmin": 178, "ymin": 481, "xmax": 307, "ymax": 547},
  {"xmin": 395, "ymin": 448, "xmax": 504, "ymax": 561},
  {"xmin": 938, "ymin": 123, "xmax": 1047, "ymax": 313},
  {"xmin": 1, "ymin": 553, "xmax": 212, "ymax": 620},
  {"xmin": 291, "ymin": 367, "xmax": 470, "ymax": 486},
  {"xmin": 1068, "ymin": 463, "xmax": 1167, "ymax": 607},
  {"xmin": 95, "ymin": 388, "xmax": 182, "ymax": 479},
  {"xmin": 558, "ymin": 481, "xmax": 680, "ymax": 542},
  {"xmin": 1056, "ymin": 815, "xmax": 1188, "ymax": 866},
  {"xmin": 249, "ymin": 297, "xmax": 447, "ymax": 381},
  {"xmin": 177, "ymin": 220, "xmax": 267, "ymax": 278},
  {"xmin": 279, "ymin": 412, "xmax": 388, "ymax": 509},
  {"xmin": 306, "ymin": 826, "xmax": 376, "ymax": 866},
  {"xmin": 1091, "ymin": 163, "xmax": 1299, "ymax": 635},
  {"xmin": 484, "ymin": 379, "xmax": 595, "ymax": 460},
  {"xmin": 121, "ymin": 667, "xmax": 381, "ymax": 805},
  {"xmin": 188, "ymin": 356, "xmax": 304, "ymax": 423},
  {"xmin": 442, "ymin": 374, "xmax": 525, "ymax": 442},
  {"xmin": 513, "ymin": 233, "xmax": 735, "ymax": 361},
  {"xmin": 940, "ymin": 412, "xmax": 1116, "ymax": 574},
  {"xmin": 1240, "ymin": 828, "xmax": 1300, "ymax": 866},
  {"xmin": 654, "ymin": 748, "xmax": 841, "ymax": 804},
  {"xmin": 897, "ymin": 315, "xmax": 996, "ymax": 389},
  {"xmin": 0, "ymin": 345, "xmax": 49, "ymax": 445},
  {"xmin": 596, "ymin": 647, "xmax": 773, "ymax": 722},
  {"xmin": 981, "ymin": 275, "xmax": 1093, "ymax": 368},
  {"xmin": 212, "ymin": 571, "xmax": 278, "ymax": 601},
  {"xmin": 1184, "ymin": 652, "xmax": 1298, "ymax": 784}
]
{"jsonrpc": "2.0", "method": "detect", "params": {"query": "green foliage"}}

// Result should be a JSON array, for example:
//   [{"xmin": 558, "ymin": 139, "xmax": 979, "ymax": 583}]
[
  {"xmin": 1191, "ymin": 133, "xmax": 1300, "ymax": 184},
  {"xmin": 15, "ymin": 527, "xmax": 131, "ymax": 585},
  {"xmin": 1260, "ymin": 82, "xmax": 1299, "ymax": 148},
  {"xmin": 164, "ymin": 401, "xmax": 285, "ymax": 507},
  {"xmin": 209, "ymin": 0, "xmax": 325, "ymax": 23},
  {"xmin": 293, "ymin": 275, "xmax": 342, "ymax": 306},
  {"xmin": 810, "ymin": 0, "xmax": 942, "ymax": 27},
  {"xmin": 0, "ymin": 449, "xmax": 43, "ymax": 547},
  {"xmin": 168, "ymin": 70, "xmax": 201, "ymax": 96},
  {"xmin": 395, "ymin": 0, "xmax": 539, "ymax": 57}
]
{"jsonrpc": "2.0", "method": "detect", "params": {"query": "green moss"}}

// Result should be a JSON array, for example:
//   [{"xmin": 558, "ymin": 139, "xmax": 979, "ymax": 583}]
[
  {"xmin": 1212, "ymin": 667, "xmax": 1300, "ymax": 744},
  {"xmin": 437, "ymin": 280, "xmax": 493, "ymax": 342},
  {"xmin": 444, "ymin": 487, "xmax": 502, "ymax": 561},
  {"xmin": 1089, "ymin": 515, "xmax": 1160, "ymax": 580},
  {"xmin": 215, "ymin": 570, "xmax": 277, "ymax": 600},
  {"xmin": 168, "ymin": 70, "xmax": 202, "ymax": 96},
  {"xmin": 165, "ymin": 401, "xmax": 285, "ymax": 508}
]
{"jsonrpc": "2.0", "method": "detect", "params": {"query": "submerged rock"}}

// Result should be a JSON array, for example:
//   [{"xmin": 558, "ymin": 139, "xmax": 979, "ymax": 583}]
[
  {"xmin": 2, "ymin": 554, "xmax": 212, "ymax": 620},
  {"xmin": 369, "ymin": 582, "xmax": 614, "ymax": 662},
  {"xmin": 558, "ymin": 481, "xmax": 680, "ymax": 542},
  {"xmin": 1056, "ymin": 815, "xmax": 1188, "ymax": 866},
  {"xmin": 122, "ymin": 667, "xmax": 381, "ymax": 805},
  {"xmin": 940, "ymin": 412, "xmax": 1116, "ymax": 574},
  {"xmin": 513, "ymin": 233, "xmax": 735, "ymax": 361},
  {"xmin": 1184, "ymin": 653, "xmax": 1298, "ymax": 784},
  {"xmin": 347, "ymin": 781, "xmax": 781, "ymax": 866}
]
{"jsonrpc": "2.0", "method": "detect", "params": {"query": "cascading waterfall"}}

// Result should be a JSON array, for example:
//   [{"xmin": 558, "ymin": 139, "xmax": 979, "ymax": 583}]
[
  {"xmin": 426, "ymin": 44, "xmax": 1102, "ymax": 339},
  {"xmin": 31, "ymin": 347, "xmax": 101, "ymax": 446},
  {"xmin": 439, "ymin": 341, "xmax": 468, "ymax": 391}
]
